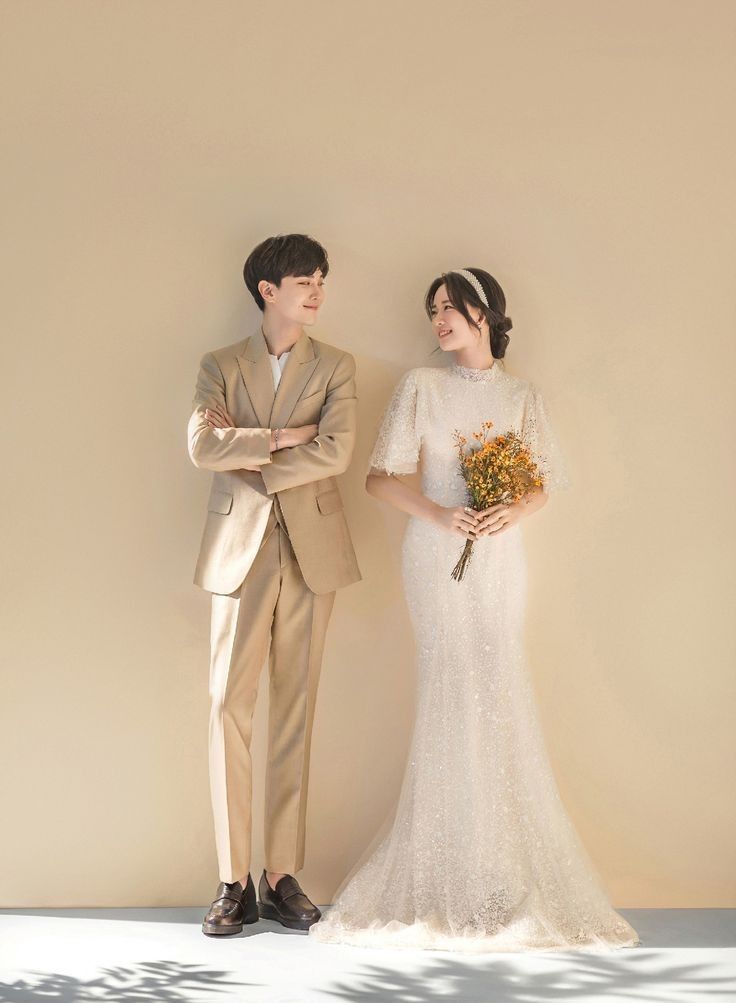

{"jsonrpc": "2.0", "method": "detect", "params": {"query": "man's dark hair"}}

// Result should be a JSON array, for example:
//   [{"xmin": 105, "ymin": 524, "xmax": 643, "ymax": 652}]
[{"xmin": 243, "ymin": 234, "xmax": 330, "ymax": 311}]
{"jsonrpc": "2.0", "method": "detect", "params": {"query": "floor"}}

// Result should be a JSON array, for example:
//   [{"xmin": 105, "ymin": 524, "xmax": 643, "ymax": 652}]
[{"xmin": 0, "ymin": 907, "xmax": 734, "ymax": 1002}]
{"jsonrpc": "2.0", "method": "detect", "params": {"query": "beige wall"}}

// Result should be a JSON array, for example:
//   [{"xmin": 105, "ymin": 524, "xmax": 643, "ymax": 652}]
[{"xmin": 1, "ymin": 0, "xmax": 734, "ymax": 908}]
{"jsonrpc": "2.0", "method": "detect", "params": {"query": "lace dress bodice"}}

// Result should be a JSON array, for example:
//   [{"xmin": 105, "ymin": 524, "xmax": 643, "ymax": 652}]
[{"xmin": 366, "ymin": 361, "xmax": 571, "ymax": 504}]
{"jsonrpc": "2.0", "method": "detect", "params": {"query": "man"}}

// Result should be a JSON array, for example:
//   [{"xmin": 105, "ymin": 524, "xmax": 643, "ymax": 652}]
[{"xmin": 187, "ymin": 233, "xmax": 362, "ymax": 935}]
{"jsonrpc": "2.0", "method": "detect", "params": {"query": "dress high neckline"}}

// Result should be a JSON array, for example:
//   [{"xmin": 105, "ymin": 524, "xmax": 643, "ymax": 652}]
[{"xmin": 450, "ymin": 360, "xmax": 500, "ymax": 382}]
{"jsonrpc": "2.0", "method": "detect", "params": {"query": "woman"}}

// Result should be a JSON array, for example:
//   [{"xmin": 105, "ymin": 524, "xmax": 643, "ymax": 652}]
[{"xmin": 309, "ymin": 267, "xmax": 640, "ymax": 952}]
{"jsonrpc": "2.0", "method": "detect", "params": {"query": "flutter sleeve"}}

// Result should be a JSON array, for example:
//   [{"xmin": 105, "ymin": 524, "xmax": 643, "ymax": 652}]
[
  {"xmin": 522, "ymin": 383, "xmax": 571, "ymax": 494},
  {"xmin": 367, "ymin": 369, "xmax": 421, "ymax": 475}
]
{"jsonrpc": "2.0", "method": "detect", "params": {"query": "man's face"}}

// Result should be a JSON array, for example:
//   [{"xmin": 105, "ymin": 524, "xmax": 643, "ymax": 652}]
[{"xmin": 260, "ymin": 268, "xmax": 326, "ymax": 325}]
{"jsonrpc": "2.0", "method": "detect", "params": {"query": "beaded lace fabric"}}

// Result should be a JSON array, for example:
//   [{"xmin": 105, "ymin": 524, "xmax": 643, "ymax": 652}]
[{"xmin": 309, "ymin": 362, "xmax": 639, "ymax": 953}]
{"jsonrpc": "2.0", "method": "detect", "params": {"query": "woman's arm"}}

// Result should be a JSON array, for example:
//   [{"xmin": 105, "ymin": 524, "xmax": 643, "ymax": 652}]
[
  {"xmin": 365, "ymin": 470, "xmax": 479, "ymax": 539},
  {"xmin": 367, "ymin": 470, "xmax": 550, "ymax": 540}
]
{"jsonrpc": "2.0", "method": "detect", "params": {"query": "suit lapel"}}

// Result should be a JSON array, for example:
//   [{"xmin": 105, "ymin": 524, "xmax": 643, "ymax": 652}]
[
  {"xmin": 236, "ymin": 327, "xmax": 320, "ymax": 430},
  {"xmin": 270, "ymin": 331, "xmax": 319, "ymax": 428},
  {"xmin": 236, "ymin": 328, "xmax": 275, "ymax": 428}
]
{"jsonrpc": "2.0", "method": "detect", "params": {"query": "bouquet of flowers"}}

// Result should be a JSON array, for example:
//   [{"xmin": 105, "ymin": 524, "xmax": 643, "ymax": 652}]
[{"xmin": 451, "ymin": 420, "xmax": 544, "ymax": 581}]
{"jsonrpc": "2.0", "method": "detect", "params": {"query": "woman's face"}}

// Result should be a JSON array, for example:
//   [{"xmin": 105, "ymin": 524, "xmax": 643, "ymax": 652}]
[{"xmin": 429, "ymin": 283, "xmax": 486, "ymax": 353}]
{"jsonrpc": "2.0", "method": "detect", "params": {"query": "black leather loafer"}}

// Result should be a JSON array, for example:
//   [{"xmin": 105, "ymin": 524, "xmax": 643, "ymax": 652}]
[
  {"xmin": 202, "ymin": 874, "xmax": 258, "ymax": 936},
  {"xmin": 257, "ymin": 870, "xmax": 321, "ymax": 931}
]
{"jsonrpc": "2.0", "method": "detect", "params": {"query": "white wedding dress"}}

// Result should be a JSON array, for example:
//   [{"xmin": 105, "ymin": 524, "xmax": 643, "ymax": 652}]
[{"xmin": 309, "ymin": 360, "xmax": 639, "ymax": 953}]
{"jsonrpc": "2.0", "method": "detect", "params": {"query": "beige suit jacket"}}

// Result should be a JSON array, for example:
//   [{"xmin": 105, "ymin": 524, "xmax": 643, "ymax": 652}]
[{"xmin": 188, "ymin": 327, "xmax": 362, "ymax": 595}]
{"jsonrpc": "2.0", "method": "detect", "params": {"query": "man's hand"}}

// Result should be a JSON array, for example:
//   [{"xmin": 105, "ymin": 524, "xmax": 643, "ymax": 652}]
[
  {"xmin": 280, "ymin": 424, "xmax": 319, "ymax": 448},
  {"xmin": 204, "ymin": 406, "xmax": 319, "ymax": 471},
  {"xmin": 204, "ymin": 404, "xmax": 261, "ymax": 471},
  {"xmin": 205, "ymin": 404, "xmax": 235, "ymax": 429}
]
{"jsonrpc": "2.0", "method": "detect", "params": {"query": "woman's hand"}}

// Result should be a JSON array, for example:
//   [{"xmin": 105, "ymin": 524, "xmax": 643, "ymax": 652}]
[
  {"xmin": 432, "ymin": 504, "xmax": 480, "ymax": 540},
  {"xmin": 473, "ymin": 502, "xmax": 523, "ymax": 538}
]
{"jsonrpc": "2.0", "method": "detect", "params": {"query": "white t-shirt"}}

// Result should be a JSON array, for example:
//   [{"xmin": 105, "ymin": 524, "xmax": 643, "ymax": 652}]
[
  {"xmin": 267, "ymin": 347, "xmax": 320, "ymax": 449},
  {"xmin": 269, "ymin": 350, "xmax": 291, "ymax": 390}
]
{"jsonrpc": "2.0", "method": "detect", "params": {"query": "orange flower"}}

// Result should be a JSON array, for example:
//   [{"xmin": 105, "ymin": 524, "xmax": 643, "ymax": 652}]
[{"xmin": 450, "ymin": 421, "xmax": 547, "ymax": 581}]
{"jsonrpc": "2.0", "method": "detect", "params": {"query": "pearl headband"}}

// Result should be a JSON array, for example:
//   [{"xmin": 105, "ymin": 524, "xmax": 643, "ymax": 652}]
[{"xmin": 450, "ymin": 268, "xmax": 489, "ymax": 308}]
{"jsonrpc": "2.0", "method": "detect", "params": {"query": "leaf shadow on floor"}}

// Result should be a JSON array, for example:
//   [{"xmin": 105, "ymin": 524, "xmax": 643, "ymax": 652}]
[
  {"xmin": 0, "ymin": 950, "xmax": 734, "ymax": 1003},
  {"xmin": 323, "ymin": 950, "xmax": 736, "ymax": 1003}
]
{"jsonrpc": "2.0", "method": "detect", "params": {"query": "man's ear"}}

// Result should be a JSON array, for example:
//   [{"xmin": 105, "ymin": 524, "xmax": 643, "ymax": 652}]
[{"xmin": 258, "ymin": 278, "xmax": 276, "ymax": 303}]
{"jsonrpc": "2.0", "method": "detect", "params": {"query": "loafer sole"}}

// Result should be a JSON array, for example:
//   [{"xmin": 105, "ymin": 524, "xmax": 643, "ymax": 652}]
[
  {"xmin": 202, "ymin": 921, "xmax": 243, "ymax": 936},
  {"xmin": 202, "ymin": 903, "xmax": 259, "ymax": 936},
  {"xmin": 258, "ymin": 901, "xmax": 318, "ymax": 931}
]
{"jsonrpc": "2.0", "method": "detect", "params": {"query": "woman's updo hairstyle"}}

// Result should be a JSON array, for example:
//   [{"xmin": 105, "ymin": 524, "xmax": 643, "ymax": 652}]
[{"xmin": 423, "ymin": 267, "xmax": 512, "ymax": 359}]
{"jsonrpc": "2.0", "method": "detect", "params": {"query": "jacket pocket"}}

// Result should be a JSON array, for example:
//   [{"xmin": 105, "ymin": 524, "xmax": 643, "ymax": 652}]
[
  {"xmin": 208, "ymin": 489, "xmax": 233, "ymax": 514},
  {"xmin": 316, "ymin": 489, "xmax": 343, "ymax": 515}
]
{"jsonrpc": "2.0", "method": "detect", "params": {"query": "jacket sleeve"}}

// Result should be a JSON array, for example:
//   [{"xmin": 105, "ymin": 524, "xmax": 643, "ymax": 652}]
[
  {"xmin": 260, "ymin": 352, "xmax": 357, "ymax": 495},
  {"xmin": 187, "ymin": 352, "xmax": 272, "ymax": 471}
]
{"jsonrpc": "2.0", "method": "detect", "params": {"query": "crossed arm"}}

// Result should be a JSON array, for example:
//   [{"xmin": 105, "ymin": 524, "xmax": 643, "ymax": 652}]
[
  {"xmin": 202, "ymin": 402, "xmax": 316, "ymax": 471},
  {"xmin": 187, "ymin": 351, "xmax": 358, "ymax": 494}
]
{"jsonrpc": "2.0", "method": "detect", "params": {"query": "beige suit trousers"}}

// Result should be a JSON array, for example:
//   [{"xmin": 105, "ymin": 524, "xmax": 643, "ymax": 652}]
[{"xmin": 208, "ymin": 499, "xmax": 335, "ymax": 883}]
